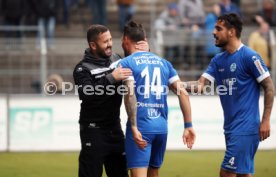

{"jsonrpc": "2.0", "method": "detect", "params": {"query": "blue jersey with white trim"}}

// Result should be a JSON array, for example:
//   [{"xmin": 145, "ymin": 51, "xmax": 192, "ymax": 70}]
[
  {"xmin": 120, "ymin": 51, "xmax": 179, "ymax": 133},
  {"xmin": 203, "ymin": 44, "xmax": 270, "ymax": 135}
]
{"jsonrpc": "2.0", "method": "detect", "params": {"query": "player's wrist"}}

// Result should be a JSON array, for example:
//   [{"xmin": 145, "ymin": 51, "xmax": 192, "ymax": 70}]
[
  {"xmin": 131, "ymin": 125, "xmax": 138, "ymax": 131},
  {"xmin": 184, "ymin": 122, "xmax": 193, "ymax": 128}
]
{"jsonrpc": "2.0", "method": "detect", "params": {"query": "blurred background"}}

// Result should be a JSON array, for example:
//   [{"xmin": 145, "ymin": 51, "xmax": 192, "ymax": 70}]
[
  {"xmin": 0, "ymin": 0, "xmax": 275, "ymax": 177},
  {"xmin": 0, "ymin": 0, "xmax": 276, "ymax": 93}
]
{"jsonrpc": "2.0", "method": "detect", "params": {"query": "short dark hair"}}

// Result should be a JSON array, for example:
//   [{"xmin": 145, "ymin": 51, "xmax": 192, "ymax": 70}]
[
  {"xmin": 123, "ymin": 21, "xmax": 146, "ymax": 42},
  {"xmin": 217, "ymin": 13, "xmax": 243, "ymax": 38},
  {"xmin": 87, "ymin": 24, "xmax": 109, "ymax": 43}
]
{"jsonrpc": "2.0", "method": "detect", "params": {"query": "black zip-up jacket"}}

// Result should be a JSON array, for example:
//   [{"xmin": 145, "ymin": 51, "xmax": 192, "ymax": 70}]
[{"xmin": 73, "ymin": 48, "xmax": 122, "ymax": 128}]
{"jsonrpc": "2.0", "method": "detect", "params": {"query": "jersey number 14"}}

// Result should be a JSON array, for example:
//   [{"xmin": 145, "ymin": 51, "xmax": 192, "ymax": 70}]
[{"xmin": 141, "ymin": 66, "xmax": 164, "ymax": 99}]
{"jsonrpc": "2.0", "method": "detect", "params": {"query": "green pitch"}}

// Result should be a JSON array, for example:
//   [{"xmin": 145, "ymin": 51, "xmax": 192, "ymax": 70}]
[{"xmin": 0, "ymin": 150, "xmax": 275, "ymax": 177}]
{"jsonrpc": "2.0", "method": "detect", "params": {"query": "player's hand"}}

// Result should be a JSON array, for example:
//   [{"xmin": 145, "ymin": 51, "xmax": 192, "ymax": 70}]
[
  {"xmin": 259, "ymin": 119, "xmax": 270, "ymax": 141},
  {"xmin": 131, "ymin": 127, "xmax": 147, "ymax": 149},
  {"xmin": 183, "ymin": 128, "xmax": 196, "ymax": 149},
  {"xmin": 112, "ymin": 67, "xmax": 132, "ymax": 81},
  {"xmin": 135, "ymin": 40, "xmax": 149, "ymax": 52}
]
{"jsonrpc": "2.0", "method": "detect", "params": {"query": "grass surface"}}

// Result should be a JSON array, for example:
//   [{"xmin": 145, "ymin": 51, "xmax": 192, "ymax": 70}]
[{"xmin": 0, "ymin": 150, "xmax": 275, "ymax": 177}]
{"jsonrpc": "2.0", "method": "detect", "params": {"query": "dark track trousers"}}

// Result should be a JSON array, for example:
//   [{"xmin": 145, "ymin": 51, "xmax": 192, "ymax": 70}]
[{"xmin": 79, "ymin": 125, "xmax": 128, "ymax": 177}]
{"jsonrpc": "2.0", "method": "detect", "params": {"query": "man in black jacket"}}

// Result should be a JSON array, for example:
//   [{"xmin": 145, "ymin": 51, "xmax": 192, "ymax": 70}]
[{"xmin": 73, "ymin": 24, "xmax": 147, "ymax": 177}]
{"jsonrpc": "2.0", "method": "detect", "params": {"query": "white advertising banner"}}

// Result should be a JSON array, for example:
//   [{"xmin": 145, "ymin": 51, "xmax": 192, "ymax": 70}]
[
  {"xmin": 9, "ymin": 95, "xmax": 81, "ymax": 151},
  {"xmin": 166, "ymin": 96, "xmax": 225, "ymax": 150},
  {"xmin": 165, "ymin": 96, "xmax": 276, "ymax": 150},
  {"xmin": 7, "ymin": 95, "xmax": 276, "ymax": 151},
  {"xmin": 0, "ymin": 95, "xmax": 7, "ymax": 151}
]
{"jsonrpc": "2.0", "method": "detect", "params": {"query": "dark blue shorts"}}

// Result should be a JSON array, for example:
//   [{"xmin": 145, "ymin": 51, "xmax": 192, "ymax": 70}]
[
  {"xmin": 221, "ymin": 134, "xmax": 259, "ymax": 174},
  {"xmin": 125, "ymin": 129, "xmax": 167, "ymax": 169}
]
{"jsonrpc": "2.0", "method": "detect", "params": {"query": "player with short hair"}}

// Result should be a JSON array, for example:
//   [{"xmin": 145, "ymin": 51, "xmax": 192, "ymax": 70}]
[
  {"xmin": 120, "ymin": 21, "xmax": 196, "ymax": 177},
  {"xmin": 185, "ymin": 13, "xmax": 275, "ymax": 177},
  {"xmin": 73, "ymin": 24, "xmax": 148, "ymax": 177}
]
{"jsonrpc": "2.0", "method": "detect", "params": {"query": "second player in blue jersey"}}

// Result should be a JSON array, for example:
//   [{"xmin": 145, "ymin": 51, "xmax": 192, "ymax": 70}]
[{"xmin": 184, "ymin": 13, "xmax": 274, "ymax": 177}]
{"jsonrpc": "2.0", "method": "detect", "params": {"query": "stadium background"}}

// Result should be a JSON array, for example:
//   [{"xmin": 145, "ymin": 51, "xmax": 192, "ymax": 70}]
[{"xmin": 0, "ymin": 0, "xmax": 276, "ymax": 176}]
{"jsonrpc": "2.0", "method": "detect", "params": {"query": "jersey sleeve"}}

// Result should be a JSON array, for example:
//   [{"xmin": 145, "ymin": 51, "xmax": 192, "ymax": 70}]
[
  {"xmin": 202, "ymin": 57, "xmax": 216, "ymax": 82},
  {"xmin": 167, "ymin": 62, "xmax": 180, "ymax": 84},
  {"xmin": 247, "ymin": 54, "xmax": 270, "ymax": 83},
  {"xmin": 119, "ymin": 58, "xmax": 134, "ymax": 81}
]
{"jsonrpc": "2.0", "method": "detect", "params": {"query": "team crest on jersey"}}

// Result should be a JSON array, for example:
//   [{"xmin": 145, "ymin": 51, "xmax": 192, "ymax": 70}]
[{"xmin": 230, "ymin": 63, "xmax": 236, "ymax": 72}]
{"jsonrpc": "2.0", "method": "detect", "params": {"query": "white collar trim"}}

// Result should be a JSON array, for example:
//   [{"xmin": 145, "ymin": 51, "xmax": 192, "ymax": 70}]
[{"xmin": 237, "ymin": 43, "xmax": 244, "ymax": 51}]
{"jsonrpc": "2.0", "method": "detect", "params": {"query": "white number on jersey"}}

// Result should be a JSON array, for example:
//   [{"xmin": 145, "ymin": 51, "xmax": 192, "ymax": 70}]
[
  {"xmin": 229, "ymin": 157, "xmax": 235, "ymax": 166},
  {"xmin": 141, "ymin": 66, "xmax": 163, "ymax": 99}
]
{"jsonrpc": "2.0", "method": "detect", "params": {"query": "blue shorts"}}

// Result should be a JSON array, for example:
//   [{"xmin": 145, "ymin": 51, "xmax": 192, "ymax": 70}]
[
  {"xmin": 221, "ymin": 134, "xmax": 259, "ymax": 174},
  {"xmin": 125, "ymin": 129, "xmax": 167, "ymax": 169}
]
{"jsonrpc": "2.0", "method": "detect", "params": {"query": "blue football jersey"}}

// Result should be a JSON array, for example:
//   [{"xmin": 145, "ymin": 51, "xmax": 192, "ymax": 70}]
[
  {"xmin": 120, "ymin": 51, "xmax": 179, "ymax": 134},
  {"xmin": 203, "ymin": 44, "xmax": 270, "ymax": 135}
]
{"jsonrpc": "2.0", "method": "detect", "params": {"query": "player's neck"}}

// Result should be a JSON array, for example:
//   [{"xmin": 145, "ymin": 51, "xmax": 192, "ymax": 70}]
[
  {"xmin": 131, "ymin": 46, "xmax": 145, "ymax": 54},
  {"xmin": 226, "ymin": 39, "xmax": 242, "ymax": 54},
  {"xmin": 133, "ymin": 49, "xmax": 145, "ymax": 53},
  {"xmin": 129, "ymin": 41, "xmax": 148, "ymax": 54}
]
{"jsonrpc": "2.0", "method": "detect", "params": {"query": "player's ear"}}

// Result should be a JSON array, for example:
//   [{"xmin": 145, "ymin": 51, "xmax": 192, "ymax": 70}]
[
  {"xmin": 89, "ymin": 41, "xmax": 96, "ymax": 51},
  {"xmin": 123, "ymin": 36, "xmax": 130, "ymax": 42},
  {"xmin": 228, "ymin": 31, "xmax": 231, "ymax": 36},
  {"xmin": 229, "ymin": 29, "xmax": 234, "ymax": 37}
]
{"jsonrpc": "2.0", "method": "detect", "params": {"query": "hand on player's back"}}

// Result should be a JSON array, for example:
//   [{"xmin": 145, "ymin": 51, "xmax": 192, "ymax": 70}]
[
  {"xmin": 135, "ymin": 40, "xmax": 149, "ymax": 52},
  {"xmin": 112, "ymin": 67, "xmax": 132, "ymax": 81}
]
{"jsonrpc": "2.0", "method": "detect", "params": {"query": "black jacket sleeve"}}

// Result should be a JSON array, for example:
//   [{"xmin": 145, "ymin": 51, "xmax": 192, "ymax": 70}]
[{"xmin": 73, "ymin": 64, "xmax": 117, "ymax": 101}]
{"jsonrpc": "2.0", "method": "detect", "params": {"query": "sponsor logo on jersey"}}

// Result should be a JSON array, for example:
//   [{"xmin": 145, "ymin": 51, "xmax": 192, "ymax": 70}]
[
  {"xmin": 222, "ymin": 78, "xmax": 237, "ymax": 87},
  {"xmin": 147, "ymin": 108, "xmax": 161, "ymax": 119},
  {"xmin": 254, "ymin": 59, "xmax": 266, "ymax": 75},
  {"xmin": 134, "ymin": 55, "xmax": 164, "ymax": 66}
]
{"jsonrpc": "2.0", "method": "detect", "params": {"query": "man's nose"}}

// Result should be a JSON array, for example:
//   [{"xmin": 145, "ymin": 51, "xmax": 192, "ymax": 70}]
[{"xmin": 107, "ymin": 41, "xmax": 112, "ymax": 47}]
